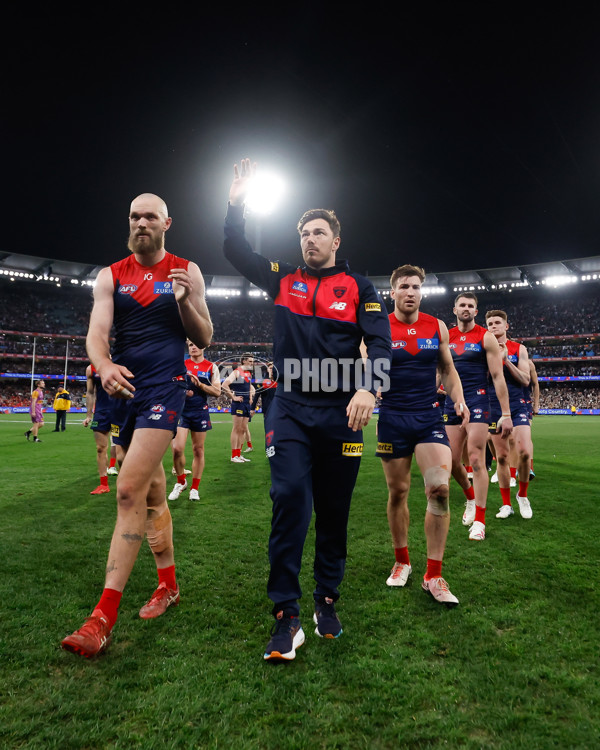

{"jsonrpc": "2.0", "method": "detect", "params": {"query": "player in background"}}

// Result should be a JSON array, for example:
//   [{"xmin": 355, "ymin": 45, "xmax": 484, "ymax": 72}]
[
  {"xmin": 376, "ymin": 265, "xmax": 468, "ymax": 606},
  {"xmin": 443, "ymin": 293, "xmax": 512, "ymax": 541},
  {"xmin": 224, "ymin": 158, "xmax": 391, "ymax": 662},
  {"xmin": 222, "ymin": 353, "xmax": 256, "ymax": 463},
  {"xmin": 523, "ymin": 359, "xmax": 539, "ymax": 480},
  {"xmin": 83, "ymin": 364, "xmax": 119, "ymax": 495},
  {"xmin": 251, "ymin": 362, "xmax": 278, "ymax": 438},
  {"xmin": 168, "ymin": 342, "xmax": 221, "ymax": 501},
  {"xmin": 25, "ymin": 380, "xmax": 45, "ymax": 442},
  {"xmin": 485, "ymin": 310, "xmax": 534, "ymax": 520},
  {"xmin": 61, "ymin": 192, "xmax": 212, "ymax": 658}
]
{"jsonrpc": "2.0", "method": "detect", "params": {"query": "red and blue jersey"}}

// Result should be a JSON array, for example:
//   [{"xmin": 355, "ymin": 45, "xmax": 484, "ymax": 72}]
[
  {"xmin": 380, "ymin": 312, "xmax": 441, "ymax": 414},
  {"xmin": 184, "ymin": 357, "xmax": 214, "ymax": 410},
  {"xmin": 230, "ymin": 366, "xmax": 253, "ymax": 403},
  {"xmin": 489, "ymin": 339, "xmax": 526, "ymax": 411},
  {"xmin": 110, "ymin": 252, "xmax": 188, "ymax": 388},
  {"xmin": 446, "ymin": 323, "xmax": 489, "ymax": 409},
  {"xmin": 503, "ymin": 339, "xmax": 527, "ymax": 404}
]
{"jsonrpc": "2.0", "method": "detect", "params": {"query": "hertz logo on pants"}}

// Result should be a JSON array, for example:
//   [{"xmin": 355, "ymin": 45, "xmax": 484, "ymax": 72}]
[
  {"xmin": 342, "ymin": 442, "xmax": 363, "ymax": 456},
  {"xmin": 377, "ymin": 442, "xmax": 393, "ymax": 454},
  {"xmin": 111, "ymin": 424, "xmax": 120, "ymax": 437}
]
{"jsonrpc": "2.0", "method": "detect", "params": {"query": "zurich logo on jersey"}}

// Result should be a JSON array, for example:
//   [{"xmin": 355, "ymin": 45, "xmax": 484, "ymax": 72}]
[
  {"xmin": 292, "ymin": 281, "xmax": 308, "ymax": 293},
  {"xmin": 118, "ymin": 284, "xmax": 137, "ymax": 294},
  {"xmin": 465, "ymin": 343, "xmax": 482, "ymax": 352},
  {"xmin": 392, "ymin": 340, "xmax": 407, "ymax": 349},
  {"xmin": 418, "ymin": 338, "xmax": 439, "ymax": 350},
  {"xmin": 154, "ymin": 281, "xmax": 174, "ymax": 294}
]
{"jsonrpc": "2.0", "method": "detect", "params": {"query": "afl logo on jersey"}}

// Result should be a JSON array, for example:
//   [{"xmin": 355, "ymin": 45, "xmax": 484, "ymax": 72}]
[
  {"xmin": 151, "ymin": 404, "xmax": 165, "ymax": 412},
  {"xmin": 154, "ymin": 281, "xmax": 174, "ymax": 294},
  {"xmin": 118, "ymin": 284, "xmax": 138, "ymax": 294},
  {"xmin": 392, "ymin": 340, "xmax": 407, "ymax": 349}
]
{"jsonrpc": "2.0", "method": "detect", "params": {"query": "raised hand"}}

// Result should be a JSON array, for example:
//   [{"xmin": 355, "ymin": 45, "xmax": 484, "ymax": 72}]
[{"xmin": 229, "ymin": 158, "xmax": 256, "ymax": 206}]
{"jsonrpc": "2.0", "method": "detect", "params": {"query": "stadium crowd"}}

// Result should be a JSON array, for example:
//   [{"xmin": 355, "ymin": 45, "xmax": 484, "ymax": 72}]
[{"xmin": 1, "ymin": 278, "xmax": 599, "ymax": 410}]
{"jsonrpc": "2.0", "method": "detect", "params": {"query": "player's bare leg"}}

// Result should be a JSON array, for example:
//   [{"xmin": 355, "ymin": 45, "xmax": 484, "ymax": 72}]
[
  {"xmin": 415, "ymin": 443, "xmax": 458, "ymax": 606},
  {"xmin": 381, "ymin": 456, "xmax": 412, "ymax": 587}
]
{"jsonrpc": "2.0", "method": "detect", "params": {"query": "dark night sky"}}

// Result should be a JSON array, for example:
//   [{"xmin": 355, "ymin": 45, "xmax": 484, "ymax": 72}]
[{"xmin": 4, "ymin": 8, "xmax": 600, "ymax": 280}]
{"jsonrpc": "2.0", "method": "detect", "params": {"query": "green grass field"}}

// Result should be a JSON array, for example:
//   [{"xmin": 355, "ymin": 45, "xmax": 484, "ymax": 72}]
[{"xmin": 1, "ymin": 413, "xmax": 599, "ymax": 749}]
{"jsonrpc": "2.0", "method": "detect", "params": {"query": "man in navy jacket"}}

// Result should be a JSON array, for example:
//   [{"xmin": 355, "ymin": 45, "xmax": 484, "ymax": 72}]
[{"xmin": 224, "ymin": 158, "xmax": 391, "ymax": 663}]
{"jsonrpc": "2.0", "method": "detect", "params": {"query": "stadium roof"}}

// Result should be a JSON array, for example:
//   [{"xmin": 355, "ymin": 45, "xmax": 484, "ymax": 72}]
[{"xmin": 1, "ymin": 251, "xmax": 599, "ymax": 295}]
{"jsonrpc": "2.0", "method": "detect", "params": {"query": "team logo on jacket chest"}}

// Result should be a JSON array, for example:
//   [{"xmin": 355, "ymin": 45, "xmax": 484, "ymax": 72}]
[
  {"xmin": 333, "ymin": 287, "xmax": 347, "ymax": 298},
  {"xmin": 290, "ymin": 280, "xmax": 308, "ymax": 298}
]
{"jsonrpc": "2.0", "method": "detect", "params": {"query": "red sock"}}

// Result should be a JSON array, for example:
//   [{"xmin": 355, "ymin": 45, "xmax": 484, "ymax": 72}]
[
  {"xmin": 500, "ymin": 487, "xmax": 511, "ymax": 506},
  {"xmin": 158, "ymin": 565, "xmax": 176, "ymax": 590},
  {"xmin": 247, "ymin": 441, "xmax": 253, "ymax": 449},
  {"xmin": 93, "ymin": 588, "xmax": 122, "ymax": 627},
  {"xmin": 394, "ymin": 546, "xmax": 410, "ymax": 565},
  {"xmin": 510, "ymin": 467, "xmax": 517, "ymax": 479},
  {"xmin": 177, "ymin": 474, "xmax": 186, "ymax": 485},
  {"xmin": 232, "ymin": 448, "xmax": 241, "ymax": 458},
  {"xmin": 463, "ymin": 485, "xmax": 475, "ymax": 500},
  {"xmin": 425, "ymin": 558, "xmax": 442, "ymax": 581},
  {"xmin": 100, "ymin": 475, "xmax": 109, "ymax": 487},
  {"xmin": 191, "ymin": 477, "xmax": 200, "ymax": 490},
  {"xmin": 109, "ymin": 457, "xmax": 117, "ymax": 468},
  {"xmin": 475, "ymin": 504, "xmax": 486, "ymax": 523},
  {"xmin": 530, "ymin": 460, "xmax": 534, "ymax": 471},
  {"xmin": 465, "ymin": 465, "xmax": 473, "ymax": 473},
  {"xmin": 518, "ymin": 481, "xmax": 528, "ymax": 497}
]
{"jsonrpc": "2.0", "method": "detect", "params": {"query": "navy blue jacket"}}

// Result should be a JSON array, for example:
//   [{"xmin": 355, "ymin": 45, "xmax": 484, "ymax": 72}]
[{"xmin": 224, "ymin": 204, "xmax": 391, "ymax": 406}]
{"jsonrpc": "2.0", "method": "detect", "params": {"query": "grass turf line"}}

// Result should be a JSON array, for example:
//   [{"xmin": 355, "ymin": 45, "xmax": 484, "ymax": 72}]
[{"xmin": 0, "ymin": 413, "xmax": 599, "ymax": 749}]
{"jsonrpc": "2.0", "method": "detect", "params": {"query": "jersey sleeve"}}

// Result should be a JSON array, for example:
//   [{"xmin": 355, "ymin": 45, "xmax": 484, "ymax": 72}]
[{"xmin": 223, "ymin": 203, "xmax": 291, "ymax": 298}]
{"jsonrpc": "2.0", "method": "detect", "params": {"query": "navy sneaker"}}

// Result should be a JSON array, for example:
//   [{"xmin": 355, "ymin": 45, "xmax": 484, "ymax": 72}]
[
  {"xmin": 264, "ymin": 610, "xmax": 305, "ymax": 662},
  {"xmin": 313, "ymin": 597, "xmax": 343, "ymax": 638}
]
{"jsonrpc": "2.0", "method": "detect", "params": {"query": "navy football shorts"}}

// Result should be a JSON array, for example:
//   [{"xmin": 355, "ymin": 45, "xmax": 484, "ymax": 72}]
[
  {"xmin": 111, "ymin": 381, "xmax": 186, "ymax": 447},
  {"xmin": 488, "ymin": 398, "xmax": 530, "ymax": 433},
  {"xmin": 231, "ymin": 402, "xmax": 251, "ymax": 419},
  {"xmin": 90, "ymin": 407, "xmax": 113, "ymax": 433},
  {"xmin": 376, "ymin": 409, "xmax": 450, "ymax": 459},
  {"xmin": 179, "ymin": 405, "xmax": 212, "ymax": 432},
  {"xmin": 444, "ymin": 392, "xmax": 490, "ymax": 426}
]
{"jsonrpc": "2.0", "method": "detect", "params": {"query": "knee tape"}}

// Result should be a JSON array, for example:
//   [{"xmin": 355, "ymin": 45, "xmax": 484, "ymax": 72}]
[
  {"xmin": 146, "ymin": 504, "xmax": 172, "ymax": 554},
  {"xmin": 426, "ymin": 496, "xmax": 450, "ymax": 516},
  {"xmin": 423, "ymin": 465, "xmax": 450, "ymax": 516}
]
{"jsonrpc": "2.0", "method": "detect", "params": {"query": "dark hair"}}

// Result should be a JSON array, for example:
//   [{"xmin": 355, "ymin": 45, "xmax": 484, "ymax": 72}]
[
  {"xmin": 390, "ymin": 264, "xmax": 426, "ymax": 288},
  {"xmin": 454, "ymin": 291, "xmax": 478, "ymax": 307},
  {"xmin": 485, "ymin": 309, "xmax": 507, "ymax": 322},
  {"xmin": 297, "ymin": 209, "xmax": 341, "ymax": 238}
]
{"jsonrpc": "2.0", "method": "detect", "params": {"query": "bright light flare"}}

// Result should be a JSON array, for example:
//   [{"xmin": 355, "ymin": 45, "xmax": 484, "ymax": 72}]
[{"xmin": 245, "ymin": 171, "xmax": 286, "ymax": 215}]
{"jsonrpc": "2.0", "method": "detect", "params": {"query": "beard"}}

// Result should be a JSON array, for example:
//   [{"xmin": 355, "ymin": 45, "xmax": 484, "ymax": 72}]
[{"xmin": 127, "ymin": 230, "xmax": 163, "ymax": 255}]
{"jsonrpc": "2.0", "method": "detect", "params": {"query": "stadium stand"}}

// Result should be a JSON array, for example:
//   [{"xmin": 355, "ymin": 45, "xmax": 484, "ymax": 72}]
[{"xmin": 1, "ymin": 253, "xmax": 599, "ymax": 413}]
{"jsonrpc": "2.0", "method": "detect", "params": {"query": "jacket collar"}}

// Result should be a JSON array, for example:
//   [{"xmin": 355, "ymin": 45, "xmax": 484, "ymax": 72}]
[{"xmin": 302, "ymin": 258, "xmax": 350, "ymax": 278}]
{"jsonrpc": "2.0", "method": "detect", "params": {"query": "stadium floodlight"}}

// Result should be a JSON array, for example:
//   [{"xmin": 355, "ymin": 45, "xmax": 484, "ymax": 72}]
[
  {"xmin": 543, "ymin": 275, "xmax": 578, "ymax": 288},
  {"xmin": 245, "ymin": 171, "xmax": 286, "ymax": 215}
]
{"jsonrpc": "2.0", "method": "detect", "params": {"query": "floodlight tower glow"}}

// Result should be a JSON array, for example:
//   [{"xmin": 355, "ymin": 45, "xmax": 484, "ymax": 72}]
[{"xmin": 245, "ymin": 171, "xmax": 286, "ymax": 215}]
